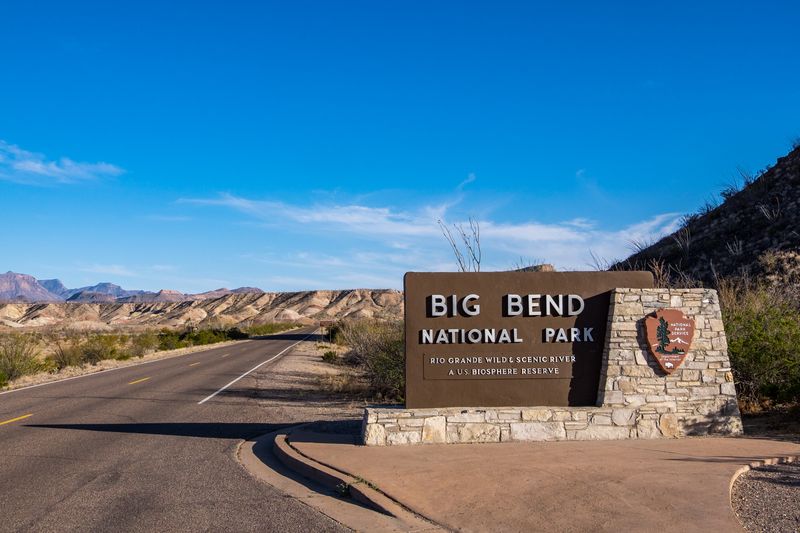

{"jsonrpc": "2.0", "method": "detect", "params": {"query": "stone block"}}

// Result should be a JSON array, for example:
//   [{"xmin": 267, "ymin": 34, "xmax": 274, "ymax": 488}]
[
  {"xmin": 552, "ymin": 411, "xmax": 572, "ymax": 421},
  {"xmin": 509, "ymin": 422, "xmax": 566, "ymax": 442},
  {"xmin": 658, "ymin": 414, "xmax": 680, "ymax": 438},
  {"xmin": 363, "ymin": 423, "xmax": 386, "ymax": 445},
  {"xmin": 573, "ymin": 425, "xmax": 631, "ymax": 440},
  {"xmin": 612, "ymin": 409, "xmax": 636, "ymax": 426},
  {"xmin": 571, "ymin": 410, "xmax": 589, "ymax": 420},
  {"xmin": 456, "ymin": 423, "xmax": 500, "ymax": 443},
  {"xmin": 720, "ymin": 382, "xmax": 737, "ymax": 396},
  {"xmin": 618, "ymin": 378, "xmax": 637, "ymax": 393},
  {"xmin": 681, "ymin": 369, "xmax": 700, "ymax": 381},
  {"xmin": 564, "ymin": 421, "xmax": 588, "ymax": 430},
  {"xmin": 614, "ymin": 302, "xmax": 644, "ymax": 315},
  {"xmin": 398, "ymin": 418, "xmax": 425, "ymax": 428},
  {"xmin": 636, "ymin": 418, "xmax": 661, "ymax": 439},
  {"xmin": 421, "ymin": 416, "xmax": 446, "ymax": 443},
  {"xmin": 690, "ymin": 386, "xmax": 720, "ymax": 399},
  {"xmin": 601, "ymin": 391, "xmax": 625, "ymax": 405},
  {"xmin": 521, "ymin": 408, "xmax": 553, "ymax": 422},
  {"xmin": 386, "ymin": 430, "xmax": 421, "ymax": 446},
  {"xmin": 591, "ymin": 414, "xmax": 612, "ymax": 425},
  {"xmin": 708, "ymin": 319, "xmax": 725, "ymax": 332},
  {"xmin": 448, "ymin": 411, "xmax": 486, "ymax": 423},
  {"xmin": 623, "ymin": 365, "xmax": 653, "ymax": 377},
  {"xmin": 623, "ymin": 395, "xmax": 647, "ymax": 407}
]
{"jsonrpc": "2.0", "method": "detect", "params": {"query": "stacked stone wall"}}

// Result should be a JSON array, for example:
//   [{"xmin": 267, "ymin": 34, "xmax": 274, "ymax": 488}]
[{"xmin": 362, "ymin": 288, "xmax": 743, "ymax": 445}]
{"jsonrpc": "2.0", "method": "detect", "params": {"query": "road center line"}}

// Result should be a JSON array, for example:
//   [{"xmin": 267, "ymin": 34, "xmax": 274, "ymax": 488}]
[
  {"xmin": 220, "ymin": 353, "xmax": 230, "ymax": 358},
  {"xmin": 189, "ymin": 362, "xmax": 201, "ymax": 367},
  {"xmin": 197, "ymin": 333, "xmax": 313, "ymax": 405},
  {"xmin": 128, "ymin": 377, "xmax": 151, "ymax": 385},
  {"xmin": 0, "ymin": 413, "xmax": 33, "ymax": 426}
]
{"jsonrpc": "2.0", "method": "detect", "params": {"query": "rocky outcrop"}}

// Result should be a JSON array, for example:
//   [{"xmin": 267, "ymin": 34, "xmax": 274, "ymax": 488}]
[
  {"xmin": 616, "ymin": 146, "xmax": 800, "ymax": 284},
  {"xmin": 0, "ymin": 289, "xmax": 403, "ymax": 329}
]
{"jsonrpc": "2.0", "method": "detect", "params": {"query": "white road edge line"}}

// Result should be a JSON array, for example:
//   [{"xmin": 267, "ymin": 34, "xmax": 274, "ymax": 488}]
[
  {"xmin": 0, "ymin": 340, "xmax": 253, "ymax": 397},
  {"xmin": 197, "ymin": 332, "xmax": 315, "ymax": 405}
]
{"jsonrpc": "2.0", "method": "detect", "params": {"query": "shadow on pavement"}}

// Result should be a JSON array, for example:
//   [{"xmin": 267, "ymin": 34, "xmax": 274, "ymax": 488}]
[
  {"xmin": 25, "ymin": 419, "xmax": 361, "ymax": 440},
  {"xmin": 25, "ymin": 422, "xmax": 290, "ymax": 440}
]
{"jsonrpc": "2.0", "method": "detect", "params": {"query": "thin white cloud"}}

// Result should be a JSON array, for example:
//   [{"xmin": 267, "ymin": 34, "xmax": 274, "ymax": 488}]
[
  {"xmin": 0, "ymin": 140, "xmax": 124, "ymax": 186},
  {"xmin": 189, "ymin": 192, "xmax": 683, "ymax": 284},
  {"xmin": 181, "ymin": 193, "xmax": 442, "ymax": 238},
  {"xmin": 457, "ymin": 172, "xmax": 476, "ymax": 191}
]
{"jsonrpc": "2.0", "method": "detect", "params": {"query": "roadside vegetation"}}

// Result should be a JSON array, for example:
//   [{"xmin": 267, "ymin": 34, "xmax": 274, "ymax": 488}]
[
  {"xmin": 0, "ymin": 322, "xmax": 299, "ymax": 388},
  {"xmin": 717, "ymin": 274, "xmax": 800, "ymax": 411},
  {"xmin": 613, "ymin": 252, "xmax": 800, "ymax": 415},
  {"xmin": 319, "ymin": 319, "xmax": 404, "ymax": 402}
]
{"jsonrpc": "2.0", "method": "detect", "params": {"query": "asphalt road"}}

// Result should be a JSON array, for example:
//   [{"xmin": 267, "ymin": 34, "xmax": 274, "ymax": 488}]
[{"xmin": 0, "ymin": 328, "xmax": 348, "ymax": 533}]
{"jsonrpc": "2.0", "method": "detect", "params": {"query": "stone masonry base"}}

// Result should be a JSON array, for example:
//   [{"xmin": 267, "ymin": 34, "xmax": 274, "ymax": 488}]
[
  {"xmin": 362, "ymin": 403, "xmax": 742, "ymax": 446},
  {"xmin": 362, "ymin": 288, "xmax": 744, "ymax": 445}
]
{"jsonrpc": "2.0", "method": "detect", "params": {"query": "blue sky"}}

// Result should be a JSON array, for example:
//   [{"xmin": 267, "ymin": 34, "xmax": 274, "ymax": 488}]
[{"xmin": 2, "ymin": 1, "xmax": 799, "ymax": 292}]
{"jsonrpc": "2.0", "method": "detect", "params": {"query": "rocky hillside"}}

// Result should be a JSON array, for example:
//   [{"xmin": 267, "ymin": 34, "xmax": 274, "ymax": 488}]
[
  {"xmin": 0, "ymin": 289, "xmax": 403, "ymax": 329},
  {"xmin": 0, "ymin": 272, "xmax": 61, "ymax": 302},
  {"xmin": 616, "ymin": 145, "xmax": 800, "ymax": 284},
  {"xmin": 0, "ymin": 273, "xmax": 267, "ymax": 303}
]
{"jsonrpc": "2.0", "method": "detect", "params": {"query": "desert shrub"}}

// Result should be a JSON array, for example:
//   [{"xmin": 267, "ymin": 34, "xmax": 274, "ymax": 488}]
[
  {"xmin": 363, "ymin": 338, "xmax": 405, "ymax": 401},
  {"xmin": 0, "ymin": 333, "xmax": 43, "ymax": 382},
  {"xmin": 245, "ymin": 323, "xmax": 298, "ymax": 336},
  {"xmin": 719, "ymin": 279, "xmax": 800, "ymax": 406},
  {"xmin": 157, "ymin": 326, "xmax": 250, "ymax": 350},
  {"xmin": 82, "ymin": 334, "xmax": 126, "ymax": 365},
  {"xmin": 322, "ymin": 350, "xmax": 338, "ymax": 363},
  {"xmin": 130, "ymin": 332, "xmax": 158, "ymax": 358},
  {"xmin": 326, "ymin": 323, "xmax": 346, "ymax": 345},
  {"xmin": 50, "ymin": 334, "xmax": 86, "ymax": 370},
  {"xmin": 0, "ymin": 370, "xmax": 7, "ymax": 388},
  {"xmin": 158, "ymin": 329, "xmax": 189, "ymax": 351},
  {"xmin": 339, "ymin": 320, "xmax": 405, "ymax": 401},
  {"xmin": 186, "ymin": 328, "xmax": 227, "ymax": 346}
]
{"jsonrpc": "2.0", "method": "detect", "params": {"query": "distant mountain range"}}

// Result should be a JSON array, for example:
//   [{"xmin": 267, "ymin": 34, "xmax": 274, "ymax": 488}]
[{"xmin": 0, "ymin": 272, "xmax": 265, "ymax": 303}]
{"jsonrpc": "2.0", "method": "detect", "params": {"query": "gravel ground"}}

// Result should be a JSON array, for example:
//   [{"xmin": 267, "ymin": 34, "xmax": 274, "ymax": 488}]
[{"xmin": 732, "ymin": 461, "xmax": 800, "ymax": 532}]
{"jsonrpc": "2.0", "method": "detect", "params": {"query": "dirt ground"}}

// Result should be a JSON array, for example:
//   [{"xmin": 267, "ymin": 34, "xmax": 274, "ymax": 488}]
[{"xmin": 245, "ymin": 338, "xmax": 367, "ymax": 431}]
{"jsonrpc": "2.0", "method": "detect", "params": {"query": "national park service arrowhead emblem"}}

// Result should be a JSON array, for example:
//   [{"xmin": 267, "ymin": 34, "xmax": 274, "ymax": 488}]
[{"xmin": 644, "ymin": 309, "xmax": 695, "ymax": 374}]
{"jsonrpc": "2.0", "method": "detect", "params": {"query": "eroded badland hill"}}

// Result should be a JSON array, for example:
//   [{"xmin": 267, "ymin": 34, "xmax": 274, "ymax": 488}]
[{"xmin": 0, "ymin": 289, "xmax": 403, "ymax": 330}]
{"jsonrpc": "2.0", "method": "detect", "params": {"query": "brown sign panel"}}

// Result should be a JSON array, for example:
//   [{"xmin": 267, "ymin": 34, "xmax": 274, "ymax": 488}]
[
  {"xmin": 404, "ymin": 271, "xmax": 654, "ymax": 408},
  {"xmin": 644, "ymin": 309, "xmax": 695, "ymax": 374}
]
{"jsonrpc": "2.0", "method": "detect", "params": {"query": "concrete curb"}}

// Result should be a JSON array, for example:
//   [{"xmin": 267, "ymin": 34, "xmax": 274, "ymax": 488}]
[
  {"xmin": 728, "ymin": 453, "xmax": 799, "ymax": 499},
  {"xmin": 238, "ymin": 426, "xmax": 443, "ymax": 532},
  {"xmin": 274, "ymin": 432, "xmax": 419, "ymax": 520}
]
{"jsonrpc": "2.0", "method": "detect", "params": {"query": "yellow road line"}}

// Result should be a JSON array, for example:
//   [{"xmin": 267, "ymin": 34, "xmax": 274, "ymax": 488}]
[
  {"xmin": 221, "ymin": 353, "xmax": 230, "ymax": 358},
  {"xmin": 0, "ymin": 413, "xmax": 33, "ymax": 426},
  {"xmin": 189, "ymin": 362, "xmax": 201, "ymax": 367},
  {"xmin": 128, "ymin": 377, "xmax": 151, "ymax": 385}
]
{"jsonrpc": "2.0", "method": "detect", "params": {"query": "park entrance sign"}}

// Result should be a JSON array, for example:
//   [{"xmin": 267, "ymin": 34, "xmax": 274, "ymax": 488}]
[{"xmin": 404, "ymin": 271, "xmax": 654, "ymax": 408}]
